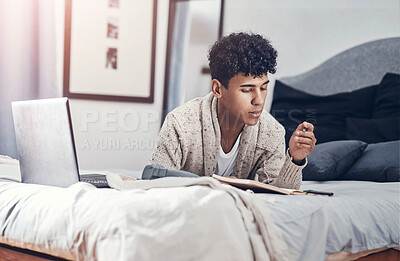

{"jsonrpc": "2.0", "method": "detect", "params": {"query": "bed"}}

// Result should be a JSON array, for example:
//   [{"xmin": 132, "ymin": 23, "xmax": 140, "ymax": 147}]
[
  {"xmin": 0, "ymin": 158, "xmax": 398, "ymax": 260},
  {"xmin": 0, "ymin": 37, "xmax": 399, "ymax": 260}
]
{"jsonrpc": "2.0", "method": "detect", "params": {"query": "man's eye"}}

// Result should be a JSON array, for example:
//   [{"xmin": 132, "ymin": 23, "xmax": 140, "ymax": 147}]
[
  {"xmin": 261, "ymin": 87, "xmax": 267, "ymax": 91},
  {"xmin": 241, "ymin": 89, "xmax": 252, "ymax": 93}
]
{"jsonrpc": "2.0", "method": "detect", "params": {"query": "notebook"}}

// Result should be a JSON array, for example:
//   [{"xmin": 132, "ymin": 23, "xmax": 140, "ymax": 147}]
[
  {"xmin": 12, "ymin": 97, "xmax": 109, "ymax": 188},
  {"xmin": 212, "ymin": 175, "xmax": 334, "ymax": 196}
]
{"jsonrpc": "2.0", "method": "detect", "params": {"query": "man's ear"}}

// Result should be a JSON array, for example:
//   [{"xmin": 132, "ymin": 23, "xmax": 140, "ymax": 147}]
[{"xmin": 212, "ymin": 79, "xmax": 223, "ymax": 98}]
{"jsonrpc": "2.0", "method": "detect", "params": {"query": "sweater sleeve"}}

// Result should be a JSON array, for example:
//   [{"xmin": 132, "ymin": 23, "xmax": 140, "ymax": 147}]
[
  {"xmin": 255, "ymin": 136, "xmax": 307, "ymax": 190},
  {"xmin": 150, "ymin": 114, "xmax": 184, "ymax": 170}
]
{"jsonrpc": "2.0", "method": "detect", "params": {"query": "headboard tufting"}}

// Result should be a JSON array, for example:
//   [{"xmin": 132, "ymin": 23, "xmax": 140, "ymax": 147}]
[{"xmin": 280, "ymin": 37, "xmax": 400, "ymax": 96}]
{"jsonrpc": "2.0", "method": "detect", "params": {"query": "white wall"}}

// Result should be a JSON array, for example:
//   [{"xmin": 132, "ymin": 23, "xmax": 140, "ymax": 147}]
[
  {"xmin": 55, "ymin": 0, "xmax": 169, "ymax": 171},
  {"xmin": 223, "ymin": 0, "xmax": 400, "ymax": 110}
]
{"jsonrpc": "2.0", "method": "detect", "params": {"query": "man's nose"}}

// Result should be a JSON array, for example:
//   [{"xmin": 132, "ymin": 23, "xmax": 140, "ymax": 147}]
[{"xmin": 251, "ymin": 89, "xmax": 264, "ymax": 106}]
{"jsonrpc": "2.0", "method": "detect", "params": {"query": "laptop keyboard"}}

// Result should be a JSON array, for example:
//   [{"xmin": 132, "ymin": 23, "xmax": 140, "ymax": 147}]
[{"xmin": 80, "ymin": 174, "xmax": 110, "ymax": 188}]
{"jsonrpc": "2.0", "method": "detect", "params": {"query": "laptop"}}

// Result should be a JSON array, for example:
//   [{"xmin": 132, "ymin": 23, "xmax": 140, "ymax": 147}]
[{"xmin": 12, "ymin": 97, "xmax": 109, "ymax": 188}]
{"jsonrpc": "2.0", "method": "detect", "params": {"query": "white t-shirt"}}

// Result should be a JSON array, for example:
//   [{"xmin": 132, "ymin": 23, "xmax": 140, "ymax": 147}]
[{"xmin": 216, "ymin": 133, "xmax": 241, "ymax": 176}]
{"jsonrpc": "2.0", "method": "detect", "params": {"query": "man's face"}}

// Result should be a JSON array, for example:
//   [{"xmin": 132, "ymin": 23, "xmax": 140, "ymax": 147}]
[{"xmin": 218, "ymin": 73, "xmax": 269, "ymax": 127}]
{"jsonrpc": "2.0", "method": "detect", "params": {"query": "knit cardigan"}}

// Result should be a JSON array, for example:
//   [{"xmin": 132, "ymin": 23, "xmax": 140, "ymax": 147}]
[{"xmin": 151, "ymin": 93, "xmax": 306, "ymax": 189}]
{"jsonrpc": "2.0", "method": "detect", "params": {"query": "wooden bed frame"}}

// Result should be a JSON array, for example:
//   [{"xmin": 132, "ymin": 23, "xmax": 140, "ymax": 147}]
[
  {"xmin": 0, "ymin": 243, "xmax": 67, "ymax": 261},
  {"xmin": 0, "ymin": 243, "xmax": 398, "ymax": 261}
]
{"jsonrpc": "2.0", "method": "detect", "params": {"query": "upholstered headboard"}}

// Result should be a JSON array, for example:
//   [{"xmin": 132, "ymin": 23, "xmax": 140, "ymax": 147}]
[{"xmin": 279, "ymin": 37, "xmax": 400, "ymax": 95}]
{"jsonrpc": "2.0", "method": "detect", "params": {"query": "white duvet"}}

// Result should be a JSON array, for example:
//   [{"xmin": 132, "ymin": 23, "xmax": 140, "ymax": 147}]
[{"xmin": 0, "ymin": 173, "xmax": 288, "ymax": 261}]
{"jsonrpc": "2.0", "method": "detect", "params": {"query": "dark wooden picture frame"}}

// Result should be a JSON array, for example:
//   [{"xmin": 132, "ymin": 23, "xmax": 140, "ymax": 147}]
[{"xmin": 63, "ymin": 0, "xmax": 157, "ymax": 103}]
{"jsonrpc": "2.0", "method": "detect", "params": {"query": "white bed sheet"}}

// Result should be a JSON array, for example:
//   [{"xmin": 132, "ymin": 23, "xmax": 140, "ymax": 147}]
[{"xmin": 256, "ymin": 180, "xmax": 400, "ymax": 260}]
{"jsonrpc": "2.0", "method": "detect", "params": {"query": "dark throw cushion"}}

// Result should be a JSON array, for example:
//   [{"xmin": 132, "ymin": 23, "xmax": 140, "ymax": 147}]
[
  {"xmin": 345, "ymin": 73, "xmax": 400, "ymax": 143},
  {"xmin": 345, "ymin": 117, "xmax": 400, "ymax": 143},
  {"xmin": 270, "ymin": 80, "xmax": 377, "ymax": 145},
  {"xmin": 340, "ymin": 140, "xmax": 400, "ymax": 182},
  {"xmin": 373, "ymin": 73, "xmax": 400, "ymax": 119},
  {"xmin": 302, "ymin": 140, "xmax": 368, "ymax": 181}
]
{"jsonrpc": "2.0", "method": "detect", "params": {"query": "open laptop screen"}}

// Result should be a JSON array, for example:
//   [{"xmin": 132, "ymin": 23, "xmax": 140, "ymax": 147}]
[{"xmin": 12, "ymin": 98, "xmax": 80, "ymax": 187}]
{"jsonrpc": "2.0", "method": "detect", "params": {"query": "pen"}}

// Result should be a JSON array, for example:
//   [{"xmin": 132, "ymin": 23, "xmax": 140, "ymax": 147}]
[{"xmin": 303, "ymin": 189, "xmax": 334, "ymax": 196}]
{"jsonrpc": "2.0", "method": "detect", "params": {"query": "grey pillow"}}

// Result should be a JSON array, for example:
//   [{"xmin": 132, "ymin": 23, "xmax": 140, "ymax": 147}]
[
  {"xmin": 303, "ymin": 140, "xmax": 368, "ymax": 181},
  {"xmin": 340, "ymin": 140, "xmax": 400, "ymax": 182}
]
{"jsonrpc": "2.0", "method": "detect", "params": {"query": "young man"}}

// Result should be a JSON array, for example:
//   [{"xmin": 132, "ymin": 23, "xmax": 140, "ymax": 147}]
[{"xmin": 151, "ymin": 32, "xmax": 316, "ymax": 189}]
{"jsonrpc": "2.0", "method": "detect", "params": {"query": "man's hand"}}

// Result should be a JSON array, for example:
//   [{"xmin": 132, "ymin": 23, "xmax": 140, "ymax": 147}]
[{"xmin": 288, "ymin": 122, "xmax": 316, "ymax": 163}]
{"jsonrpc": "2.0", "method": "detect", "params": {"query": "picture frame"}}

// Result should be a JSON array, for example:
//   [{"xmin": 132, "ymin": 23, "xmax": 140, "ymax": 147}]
[{"xmin": 63, "ymin": 0, "xmax": 157, "ymax": 103}]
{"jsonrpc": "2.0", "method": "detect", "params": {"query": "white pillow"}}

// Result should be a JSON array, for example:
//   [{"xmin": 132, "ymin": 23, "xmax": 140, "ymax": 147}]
[{"xmin": 0, "ymin": 155, "xmax": 21, "ymax": 182}]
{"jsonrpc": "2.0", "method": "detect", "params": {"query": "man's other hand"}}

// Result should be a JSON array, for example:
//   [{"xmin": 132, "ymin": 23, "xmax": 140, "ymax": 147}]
[{"xmin": 288, "ymin": 122, "xmax": 316, "ymax": 163}]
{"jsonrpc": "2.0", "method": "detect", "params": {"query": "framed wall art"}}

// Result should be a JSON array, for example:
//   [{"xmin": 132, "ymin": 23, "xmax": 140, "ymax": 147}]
[{"xmin": 63, "ymin": 0, "xmax": 157, "ymax": 103}]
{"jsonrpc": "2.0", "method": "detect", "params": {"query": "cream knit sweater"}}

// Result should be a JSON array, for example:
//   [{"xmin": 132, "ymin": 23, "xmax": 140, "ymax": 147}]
[{"xmin": 151, "ymin": 93, "xmax": 306, "ymax": 189}]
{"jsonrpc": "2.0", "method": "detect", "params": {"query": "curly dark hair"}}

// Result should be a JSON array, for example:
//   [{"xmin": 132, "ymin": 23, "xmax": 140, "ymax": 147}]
[{"xmin": 208, "ymin": 32, "xmax": 278, "ymax": 88}]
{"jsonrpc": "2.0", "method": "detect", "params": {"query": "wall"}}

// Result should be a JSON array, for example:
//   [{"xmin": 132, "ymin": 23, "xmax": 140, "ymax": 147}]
[
  {"xmin": 223, "ymin": 0, "xmax": 400, "ymax": 110},
  {"xmin": 54, "ymin": 0, "xmax": 399, "ymax": 171},
  {"xmin": 55, "ymin": 0, "xmax": 169, "ymax": 171}
]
